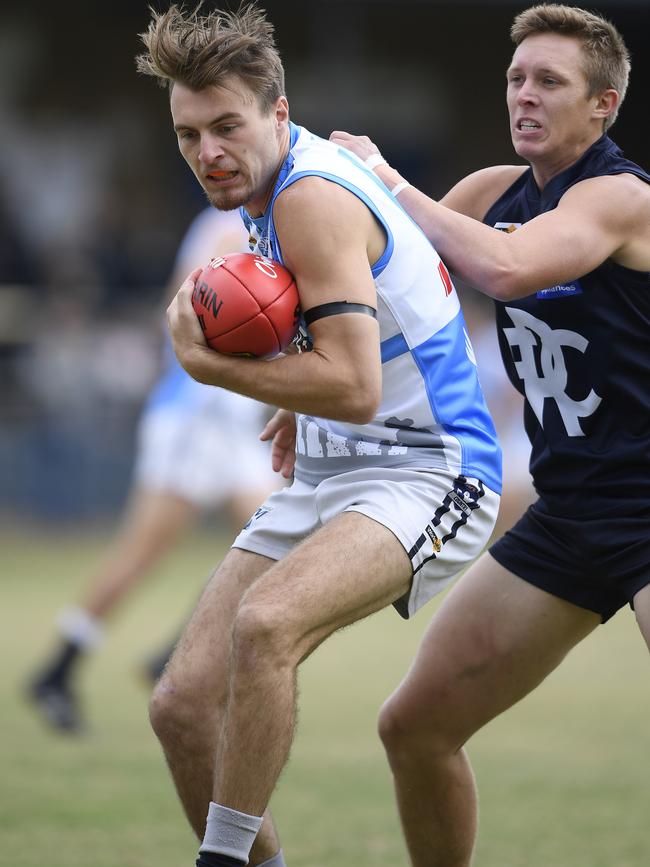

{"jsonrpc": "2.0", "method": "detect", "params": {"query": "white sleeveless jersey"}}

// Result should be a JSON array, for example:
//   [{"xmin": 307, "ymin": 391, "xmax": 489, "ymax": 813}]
[{"xmin": 242, "ymin": 124, "xmax": 502, "ymax": 494}]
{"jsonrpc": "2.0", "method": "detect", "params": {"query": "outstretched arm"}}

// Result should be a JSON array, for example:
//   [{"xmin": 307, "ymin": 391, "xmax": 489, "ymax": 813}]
[{"xmin": 330, "ymin": 131, "xmax": 650, "ymax": 299}]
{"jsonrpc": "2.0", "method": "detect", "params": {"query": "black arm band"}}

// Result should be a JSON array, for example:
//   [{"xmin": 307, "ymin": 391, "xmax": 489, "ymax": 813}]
[{"xmin": 303, "ymin": 301, "xmax": 377, "ymax": 326}]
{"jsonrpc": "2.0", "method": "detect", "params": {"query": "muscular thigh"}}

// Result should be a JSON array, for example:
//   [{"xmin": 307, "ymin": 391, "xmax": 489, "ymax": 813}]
[
  {"xmin": 162, "ymin": 547, "xmax": 274, "ymax": 702},
  {"xmin": 633, "ymin": 583, "xmax": 650, "ymax": 652},
  {"xmin": 239, "ymin": 510, "xmax": 412, "ymax": 661},
  {"xmin": 391, "ymin": 552, "xmax": 601, "ymax": 743}
]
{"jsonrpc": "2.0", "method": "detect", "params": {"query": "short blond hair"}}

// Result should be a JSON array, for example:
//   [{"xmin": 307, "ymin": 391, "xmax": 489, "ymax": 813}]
[
  {"xmin": 511, "ymin": 4, "xmax": 630, "ymax": 129},
  {"xmin": 136, "ymin": 3, "xmax": 285, "ymax": 112}
]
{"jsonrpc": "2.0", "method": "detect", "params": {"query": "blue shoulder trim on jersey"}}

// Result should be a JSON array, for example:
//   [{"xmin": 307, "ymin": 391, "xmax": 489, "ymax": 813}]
[
  {"xmin": 336, "ymin": 147, "xmax": 395, "ymax": 194},
  {"xmin": 244, "ymin": 130, "xmax": 300, "ymax": 262},
  {"xmin": 288, "ymin": 122, "xmax": 301, "ymax": 146},
  {"xmin": 337, "ymin": 148, "xmax": 436, "ymax": 244},
  {"xmin": 380, "ymin": 332, "xmax": 409, "ymax": 363},
  {"xmin": 239, "ymin": 206, "xmax": 252, "ymax": 233},
  {"xmin": 276, "ymin": 170, "xmax": 395, "ymax": 277}
]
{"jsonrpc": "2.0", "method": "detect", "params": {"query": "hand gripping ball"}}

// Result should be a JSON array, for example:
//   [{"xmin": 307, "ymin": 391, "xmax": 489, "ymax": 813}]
[{"xmin": 192, "ymin": 252, "xmax": 300, "ymax": 357}]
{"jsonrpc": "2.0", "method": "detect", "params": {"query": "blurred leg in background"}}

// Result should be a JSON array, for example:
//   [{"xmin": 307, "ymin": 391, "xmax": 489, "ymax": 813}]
[{"xmin": 27, "ymin": 376, "xmax": 278, "ymax": 734}]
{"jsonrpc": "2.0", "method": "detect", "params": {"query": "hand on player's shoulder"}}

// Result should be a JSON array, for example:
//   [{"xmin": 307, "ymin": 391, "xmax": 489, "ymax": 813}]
[{"xmin": 329, "ymin": 130, "xmax": 380, "ymax": 163}]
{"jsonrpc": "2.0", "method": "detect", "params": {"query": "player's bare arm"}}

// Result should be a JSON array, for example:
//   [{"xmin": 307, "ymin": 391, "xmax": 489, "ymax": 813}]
[
  {"xmin": 384, "ymin": 175, "xmax": 650, "ymax": 300},
  {"xmin": 330, "ymin": 131, "xmax": 650, "ymax": 299},
  {"xmin": 401, "ymin": 171, "xmax": 650, "ymax": 298},
  {"xmin": 168, "ymin": 176, "xmax": 383, "ymax": 423},
  {"xmin": 330, "ymin": 130, "xmax": 526, "ymax": 220}
]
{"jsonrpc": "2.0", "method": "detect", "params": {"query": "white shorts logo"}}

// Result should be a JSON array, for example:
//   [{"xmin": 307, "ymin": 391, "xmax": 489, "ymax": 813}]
[{"xmin": 503, "ymin": 307, "xmax": 601, "ymax": 436}]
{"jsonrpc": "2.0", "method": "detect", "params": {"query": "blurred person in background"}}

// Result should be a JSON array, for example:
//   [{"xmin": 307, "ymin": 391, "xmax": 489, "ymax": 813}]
[
  {"xmin": 332, "ymin": 4, "xmax": 650, "ymax": 865},
  {"xmin": 27, "ymin": 206, "xmax": 279, "ymax": 735}
]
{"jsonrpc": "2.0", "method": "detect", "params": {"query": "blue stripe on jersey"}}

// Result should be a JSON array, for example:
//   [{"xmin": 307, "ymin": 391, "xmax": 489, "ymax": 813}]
[
  {"xmin": 277, "ymin": 171, "xmax": 394, "ymax": 278},
  {"xmin": 380, "ymin": 332, "xmax": 409, "ymax": 363},
  {"xmin": 411, "ymin": 314, "xmax": 502, "ymax": 493},
  {"xmin": 336, "ymin": 147, "xmax": 397, "ymax": 195},
  {"xmin": 337, "ymin": 148, "xmax": 434, "ymax": 240},
  {"xmin": 242, "ymin": 124, "xmax": 302, "ymax": 260}
]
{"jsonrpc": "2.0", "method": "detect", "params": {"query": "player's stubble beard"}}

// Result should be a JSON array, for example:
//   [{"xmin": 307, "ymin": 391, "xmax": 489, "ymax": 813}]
[{"xmin": 204, "ymin": 185, "xmax": 248, "ymax": 212}]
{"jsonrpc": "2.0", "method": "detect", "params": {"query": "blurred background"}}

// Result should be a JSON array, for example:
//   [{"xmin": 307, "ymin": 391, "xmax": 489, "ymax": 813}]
[
  {"xmin": 2, "ymin": 4, "xmax": 649, "ymax": 866},
  {"xmin": 1, "ymin": 0, "xmax": 647, "ymax": 526}
]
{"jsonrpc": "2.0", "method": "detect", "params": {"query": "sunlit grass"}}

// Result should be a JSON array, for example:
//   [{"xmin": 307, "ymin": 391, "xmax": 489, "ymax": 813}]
[{"xmin": 2, "ymin": 528, "xmax": 648, "ymax": 866}]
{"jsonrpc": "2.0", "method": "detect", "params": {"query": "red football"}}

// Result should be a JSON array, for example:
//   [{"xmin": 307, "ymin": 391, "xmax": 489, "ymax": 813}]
[{"xmin": 191, "ymin": 252, "xmax": 300, "ymax": 358}]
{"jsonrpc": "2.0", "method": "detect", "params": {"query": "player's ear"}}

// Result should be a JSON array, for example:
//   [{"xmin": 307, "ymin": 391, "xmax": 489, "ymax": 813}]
[
  {"xmin": 593, "ymin": 88, "xmax": 618, "ymax": 123},
  {"xmin": 274, "ymin": 96, "xmax": 289, "ymax": 127}
]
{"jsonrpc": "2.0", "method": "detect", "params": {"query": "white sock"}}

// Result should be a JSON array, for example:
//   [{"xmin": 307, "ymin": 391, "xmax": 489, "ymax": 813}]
[
  {"xmin": 201, "ymin": 802, "xmax": 264, "ymax": 863},
  {"xmin": 257, "ymin": 850, "xmax": 287, "ymax": 867},
  {"xmin": 57, "ymin": 607, "xmax": 104, "ymax": 649}
]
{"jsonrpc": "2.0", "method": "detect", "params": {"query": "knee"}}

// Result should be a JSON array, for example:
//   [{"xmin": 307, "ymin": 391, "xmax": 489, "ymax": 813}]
[
  {"xmin": 231, "ymin": 600, "xmax": 296, "ymax": 676},
  {"xmin": 378, "ymin": 691, "xmax": 455, "ymax": 768},
  {"xmin": 378, "ymin": 693, "xmax": 419, "ymax": 757},
  {"xmin": 149, "ymin": 674, "xmax": 204, "ymax": 748}
]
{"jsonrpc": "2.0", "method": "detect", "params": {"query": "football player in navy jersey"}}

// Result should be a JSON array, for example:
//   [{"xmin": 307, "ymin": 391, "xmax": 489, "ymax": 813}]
[{"xmin": 332, "ymin": 4, "xmax": 650, "ymax": 865}]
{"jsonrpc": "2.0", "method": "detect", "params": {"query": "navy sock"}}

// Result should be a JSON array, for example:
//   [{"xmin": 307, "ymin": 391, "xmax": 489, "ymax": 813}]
[
  {"xmin": 196, "ymin": 853, "xmax": 245, "ymax": 867},
  {"xmin": 34, "ymin": 641, "xmax": 83, "ymax": 687}
]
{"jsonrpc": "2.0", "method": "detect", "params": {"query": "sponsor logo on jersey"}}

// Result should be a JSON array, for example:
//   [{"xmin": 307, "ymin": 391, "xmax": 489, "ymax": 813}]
[
  {"xmin": 454, "ymin": 477, "xmax": 481, "ymax": 506},
  {"xmin": 493, "ymin": 223, "xmax": 583, "ymax": 299},
  {"xmin": 425, "ymin": 525, "xmax": 442, "ymax": 553},
  {"xmin": 536, "ymin": 280, "xmax": 583, "ymax": 299},
  {"xmin": 437, "ymin": 259, "xmax": 454, "ymax": 296},
  {"xmin": 449, "ymin": 491, "xmax": 472, "ymax": 515},
  {"xmin": 256, "ymin": 234, "xmax": 271, "ymax": 257}
]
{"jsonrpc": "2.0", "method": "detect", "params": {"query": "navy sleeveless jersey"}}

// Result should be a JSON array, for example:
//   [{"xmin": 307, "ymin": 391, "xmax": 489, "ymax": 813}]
[{"xmin": 483, "ymin": 135, "xmax": 650, "ymax": 517}]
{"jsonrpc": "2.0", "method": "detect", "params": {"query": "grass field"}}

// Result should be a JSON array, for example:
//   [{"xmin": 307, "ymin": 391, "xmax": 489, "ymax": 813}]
[{"xmin": 2, "ymin": 526, "xmax": 649, "ymax": 867}]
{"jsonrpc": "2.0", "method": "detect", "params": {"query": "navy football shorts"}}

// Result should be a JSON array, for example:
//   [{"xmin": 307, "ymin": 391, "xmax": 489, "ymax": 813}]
[{"xmin": 489, "ymin": 499, "xmax": 650, "ymax": 622}]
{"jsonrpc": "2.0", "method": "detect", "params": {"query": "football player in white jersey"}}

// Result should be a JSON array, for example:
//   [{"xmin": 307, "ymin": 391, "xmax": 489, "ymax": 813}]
[
  {"xmin": 28, "ymin": 207, "xmax": 278, "ymax": 734},
  {"xmin": 137, "ymin": 5, "xmax": 501, "ymax": 867}
]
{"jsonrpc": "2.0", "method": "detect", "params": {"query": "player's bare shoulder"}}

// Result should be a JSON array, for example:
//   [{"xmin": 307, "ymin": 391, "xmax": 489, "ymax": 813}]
[
  {"xmin": 613, "ymin": 173, "xmax": 650, "ymax": 270},
  {"xmin": 275, "ymin": 173, "xmax": 369, "ymax": 222},
  {"xmin": 562, "ymin": 172, "xmax": 650, "ymax": 271},
  {"xmin": 273, "ymin": 173, "xmax": 382, "ymax": 259},
  {"xmin": 441, "ymin": 165, "xmax": 528, "ymax": 220}
]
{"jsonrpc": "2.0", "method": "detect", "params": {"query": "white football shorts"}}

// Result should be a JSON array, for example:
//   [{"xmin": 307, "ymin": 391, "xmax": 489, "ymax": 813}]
[
  {"xmin": 232, "ymin": 466, "xmax": 500, "ymax": 618},
  {"xmin": 133, "ymin": 394, "xmax": 276, "ymax": 508}
]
